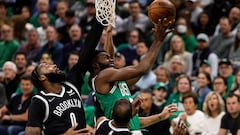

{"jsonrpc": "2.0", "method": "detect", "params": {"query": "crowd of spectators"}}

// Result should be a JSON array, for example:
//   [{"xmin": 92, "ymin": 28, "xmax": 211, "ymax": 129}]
[{"xmin": 0, "ymin": 0, "xmax": 240, "ymax": 134}]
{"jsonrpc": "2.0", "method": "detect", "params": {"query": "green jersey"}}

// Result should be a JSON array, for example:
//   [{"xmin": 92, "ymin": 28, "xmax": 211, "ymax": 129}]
[{"xmin": 92, "ymin": 78, "xmax": 140, "ymax": 131}]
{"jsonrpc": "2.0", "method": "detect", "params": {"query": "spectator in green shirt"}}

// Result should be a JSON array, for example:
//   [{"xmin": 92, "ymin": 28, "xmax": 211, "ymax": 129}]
[{"xmin": 0, "ymin": 23, "xmax": 19, "ymax": 67}]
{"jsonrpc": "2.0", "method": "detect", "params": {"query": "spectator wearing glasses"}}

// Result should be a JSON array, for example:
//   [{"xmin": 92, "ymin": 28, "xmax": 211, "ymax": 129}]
[
  {"xmin": 218, "ymin": 58, "xmax": 235, "ymax": 95},
  {"xmin": 213, "ymin": 76, "xmax": 228, "ymax": 101}
]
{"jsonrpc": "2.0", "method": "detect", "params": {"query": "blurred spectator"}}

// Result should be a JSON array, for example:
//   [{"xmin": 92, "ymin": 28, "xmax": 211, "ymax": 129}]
[
  {"xmin": 194, "ymin": 71, "xmax": 212, "ymax": 106},
  {"xmin": 218, "ymin": 93, "xmax": 240, "ymax": 135},
  {"xmin": 166, "ymin": 74, "xmax": 193, "ymax": 120},
  {"xmin": 175, "ymin": 17, "xmax": 197, "ymax": 52},
  {"xmin": 64, "ymin": 51, "xmax": 79, "ymax": 73},
  {"xmin": 20, "ymin": 6, "xmax": 31, "ymax": 21},
  {"xmin": 62, "ymin": 24, "xmax": 84, "ymax": 69},
  {"xmin": 114, "ymin": 52, "xmax": 126, "ymax": 69},
  {"xmin": 213, "ymin": 76, "xmax": 228, "ymax": 100},
  {"xmin": 132, "ymin": 41, "xmax": 149, "ymax": 65},
  {"xmin": 192, "ymin": 11, "xmax": 215, "ymax": 37},
  {"xmin": 198, "ymin": 60, "xmax": 214, "ymax": 79},
  {"xmin": 135, "ymin": 41, "xmax": 156, "ymax": 90},
  {"xmin": 229, "ymin": 27, "xmax": 240, "ymax": 67},
  {"xmin": 118, "ymin": 29, "xmax": 140, "ymax": 66},
  {"xmin": 37, "ymin": 11, "xmax": 50, "ymax": 46},
  {"xmin": 168, "ymin": 55, "xmax": 185, "ymax": 86},
  {"xmin": 0, "ymin": 1, "xmax": 8, "ymax": 18},
  {"xmin": 152, "ymin": 83, "xmax": 168, "ymax": 107},
  {"xmin": 37, "ymin": 26, "xmax": 64, "ymax": 68},
  {"xmin": 164, "ymin": 35, "xmax": 192, "ymax": 75},
  {"xmin": 192, "ymin": 33, "xmax": 218, "ymax": 77},
  {"xmin": 183, "ymin": 0, "xmax": 203, "ymax": 26},
  {"xmin": 213, "ymin": 7, "xmax": 240, "ymax": 36},
  {"xmin": 0, "ymin": 83, "xmax": 7, "ymax": 108},
  {"xmin": 39, "ymin": 53, "xmax": 54, "ymax": 65},
  {"xmin": 55, "ymin": 1, "xmax": 69, "ymax": 29},
  {"xmin": 198, "ymin": 0, "xmax": 213, "ymax": 8},
  {"xmin": 204, "ymin": 0, "xmax": 232, "ymax": 26},
  {"xmin": 0, "ymin": 61, "xmax": 19, "ymax": 101},
  {"xmin": 202, "ymin": 92, "xmax": 225, "ymax": 135},
  {"xmin": 0, "ymin": 75, "xmax": 34, "ymax": 135},
  {"xmin": 29, "ymin": 0, "xmax": 56, "ymax": 27},
  {"xmin": 57, "ymin": 10, "xmax": 80, "ymax": 44},
  {"xmin": 13, "ymin": 52, "xmax": 28, "ymax": 80},
  {"xmin": 218, "ymin": 58, "xmax": 235, "ymax": 94},
  {"xmin": 154, "ymin": 66, "xmax": 174, "ymax": 99},
  {"xmin": 10, "ymin": 0, "xmax": 32, "ymax": 15},
  {"xmin": 139, "ymin": 90, "xmax": 171, "ymax": 135},
  {"xmin": 171, "ymin": 92, "xmax": 205, "ymax": 135},
  {"xmin": 16, "ymin": 29, "xmax": 41, "ymax": 63},
  {"xmin": 25, "ymin": 64, "xmax": 36, "ymax": 75},
  {"xmin": 79, "ymin": 0, "xmax": 96, "ymax": 38},
  {"xmin": 209, "ymin": 17, "xmax": 234, "ymax": 59},
  {"xmin": 11, "ymin": 15, "xmax": 28, "ymax": 45},
  {"xmin": 232, "ymin": 69, "xmax": 240, "ymax": 96},
  {"xmin": 122, "ymin": 0, "xmax": 150, "ymax": 33},
  {"xmin": 0, "ymin": 23, "xmax": 20, "ymax": 68}
]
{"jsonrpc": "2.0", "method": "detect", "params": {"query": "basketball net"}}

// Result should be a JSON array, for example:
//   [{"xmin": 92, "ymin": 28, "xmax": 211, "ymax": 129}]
[{"xmin": 95, "ymin": 0, "xmax": 116, "ymax": 27}]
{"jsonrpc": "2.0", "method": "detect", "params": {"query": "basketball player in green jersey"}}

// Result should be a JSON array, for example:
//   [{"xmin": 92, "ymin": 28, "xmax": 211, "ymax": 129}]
[{"xmin": 90, "ymin": 18, "xmax": 177, "ymax": 134}]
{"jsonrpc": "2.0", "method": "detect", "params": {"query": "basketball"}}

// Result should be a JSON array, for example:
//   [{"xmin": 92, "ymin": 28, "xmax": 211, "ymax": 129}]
[{"xmin": 148, "ymin": 0, "xmax": 176, "ymax": 24}]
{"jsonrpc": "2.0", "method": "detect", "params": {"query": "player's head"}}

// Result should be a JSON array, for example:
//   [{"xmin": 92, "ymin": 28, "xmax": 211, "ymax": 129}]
[
  {"xmin": 112, "ymin": 99, "xmax": 132, "ymax": 125},
  {"xmin": 31, "ymin": 63, "xmax": 65, "ymax": 90},
  {"xmin": 90, "ymin": 50, "xmax": 114, "ymax": 75}
]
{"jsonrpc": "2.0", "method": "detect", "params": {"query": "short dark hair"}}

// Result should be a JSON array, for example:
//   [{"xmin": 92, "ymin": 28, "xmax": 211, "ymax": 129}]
[
  {"xmin": 182, "ymin": 92, "xmax": 198, "ymax": 105},
  {"xmin": 20, "ymin": 74, "xmax": 32, "ymax": 81},
  {"xmin": 38, "ymin": 11, "xmax": 48, "ymax": 17},
  {"xmin": 227, "ymin": 93, "xmax": 240, "ymax": 102},
  {"xmin": 31, "ymin": 65, "xmax": 44, "ymax": 90},
  {"xmin": 0, "ymin": 1, "xmax": 6, "ymax": 8},
  {"xmin": 112, "ymin": 99, "xmax": 132, "ymax": 124},
  {"xmin": 14, "ymin": 51, "xmax": 27, "ymax": 60},
  {"xmin": 213, "ymin": 76, "xmax": 228, "ymax": 86}
]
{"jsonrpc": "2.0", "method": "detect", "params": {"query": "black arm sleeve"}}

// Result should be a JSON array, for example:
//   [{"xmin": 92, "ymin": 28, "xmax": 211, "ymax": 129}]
[
  {"xmin": 26, "ymin": 97, "xmax": 45, "ymax": 128},
  {"xmin": 93, "ymin": 93, "xmax": 104, "ymax": 120},
  {"xmin": 66, "ymin": 18, "xmax": 104, "ymax": 91}
]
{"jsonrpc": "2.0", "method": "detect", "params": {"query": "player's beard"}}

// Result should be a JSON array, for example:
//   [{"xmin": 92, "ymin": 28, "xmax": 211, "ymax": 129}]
[
  {"xmin": 98, "ymin": 62, "xmax": 110, "ymax": 71},
  {"xmin": 45, "ymin": 71, "xmax": 66, "ymax": 83}
]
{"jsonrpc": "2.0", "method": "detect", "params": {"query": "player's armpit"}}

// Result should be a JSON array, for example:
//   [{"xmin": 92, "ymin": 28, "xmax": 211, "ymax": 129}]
[{"xmin": 25, "ymin": 127, "xmax": 41, "ymax": 135}]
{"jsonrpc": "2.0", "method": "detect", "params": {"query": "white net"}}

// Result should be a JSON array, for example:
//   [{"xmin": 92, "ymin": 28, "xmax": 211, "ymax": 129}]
[{"xmin": 95, "ymin": 0, "xmax": 116, "ymax": 27}]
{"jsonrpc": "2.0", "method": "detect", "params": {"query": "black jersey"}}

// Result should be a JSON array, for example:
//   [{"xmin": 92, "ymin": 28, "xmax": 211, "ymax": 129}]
[
  {"xmin": 96, "ymin": 119, "xmax": 132, "ymax": 135},
  {"xmin": 27, "ymin": 81, "xmax": 86, "ymax": 135}
]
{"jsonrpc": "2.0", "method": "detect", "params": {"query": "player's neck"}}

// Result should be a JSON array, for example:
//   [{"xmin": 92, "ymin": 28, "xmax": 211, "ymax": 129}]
[
  {"xmin": 45, "ymin": 83, "xmax": 62, "ymax": 94},
  {"xmin": 112, "ymin": 120, "xmax": 129, "ymax": 128}
]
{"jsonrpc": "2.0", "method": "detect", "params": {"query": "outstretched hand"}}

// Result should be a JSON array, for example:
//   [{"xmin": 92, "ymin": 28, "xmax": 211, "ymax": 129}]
[
  {"xmin": 160, "ymin": 104, "xmax": 178, "ymax": 120},
  {"xmin": 173, "ymin": 119, "xmax": 188, "ymax": 135},
  {"xmin": 131, "ymin": 96, "xmax": 144, "ymax": 117},
  {"xmin": 152, "ymin": 18, "xmax": 174, "ymax": 42},
  {"xmin": 63, "ymin": 124, "xmax": 92, "ymax": 135}
]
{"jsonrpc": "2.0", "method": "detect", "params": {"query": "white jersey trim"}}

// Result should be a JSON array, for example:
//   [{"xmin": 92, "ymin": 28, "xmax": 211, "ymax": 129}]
[
  {"xmin": 34, "ymin": 95, "xmax": 49, "ymax": 123},
  {"xmin": 109, "ymin": 120, "xmax": 130, "ymax": 132},
  {"xmin": 63, "ymin": 81, "xmax": 81, "ymax": 99},
  {"xmin": 96, "ymin": 118, "xmax": 108, "ymax": 129},
  {"xmin": 40, "ymin": 86, "xmax": 65, "ymax": 97}
]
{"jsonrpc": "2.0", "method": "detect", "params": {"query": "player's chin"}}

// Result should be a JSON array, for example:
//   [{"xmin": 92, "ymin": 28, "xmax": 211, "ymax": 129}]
[{"xmin": 109, "ymin": 64, "xmax": 115, "ymax": 68}]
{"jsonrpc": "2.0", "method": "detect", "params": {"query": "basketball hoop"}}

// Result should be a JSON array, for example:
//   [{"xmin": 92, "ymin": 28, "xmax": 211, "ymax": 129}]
[{"xmin": 95, "ymin": 0, "xmax": 116, "ymax": 27}]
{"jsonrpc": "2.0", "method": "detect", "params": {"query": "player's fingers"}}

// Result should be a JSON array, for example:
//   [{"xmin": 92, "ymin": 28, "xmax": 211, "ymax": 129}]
[{"xmin": 77, "ymin": 128, "xmax": 89, "ymax": 133}]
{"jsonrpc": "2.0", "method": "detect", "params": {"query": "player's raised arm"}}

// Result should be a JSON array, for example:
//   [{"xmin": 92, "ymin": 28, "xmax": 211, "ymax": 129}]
[
  {"xmin": 94, "ymin": 19, "xmax": 173, "ymax": 94},
  {"xmin": 66, "ymin": 19, "xmax": 104, "ymax": 90}
]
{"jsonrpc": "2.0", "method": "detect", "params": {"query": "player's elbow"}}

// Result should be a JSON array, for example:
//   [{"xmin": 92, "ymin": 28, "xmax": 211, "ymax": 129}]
[{"xmin": 137, "ymin": 66, "xmax": 151, "ymax": 75}]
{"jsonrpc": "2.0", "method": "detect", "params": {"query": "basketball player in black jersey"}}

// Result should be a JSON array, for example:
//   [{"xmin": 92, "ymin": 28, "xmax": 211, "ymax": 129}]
[
  {"xmin": 95, "ymin": 98, "xmax": 137, "ymax": 135},
  {"xmin": 25, "ymin": 19, "xmax": 104, "ymax": 135}
]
